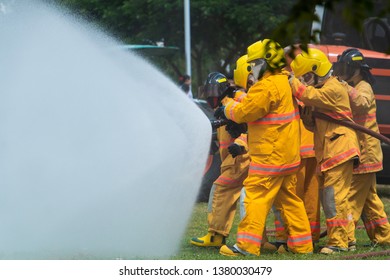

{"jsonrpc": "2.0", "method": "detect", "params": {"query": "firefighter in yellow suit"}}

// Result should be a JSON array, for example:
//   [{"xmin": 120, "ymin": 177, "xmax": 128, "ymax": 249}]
[
  {"xmin": 333, "ymin": 48, "xmax": 390, "ymax": 249},
  {"xmin": 289, "ymin": 47, "xmax": 360, "ymax": 254},
  {"xmin": 273, "ymin": 118, "xmax": 321, "ymax": 250},
  {"xmin": 218, "ymin": 39, "xmax": 313, "ymax": 257},
  {"xmin": 190, "ymin": 55, "xmax": 252, "ymax": 247}
]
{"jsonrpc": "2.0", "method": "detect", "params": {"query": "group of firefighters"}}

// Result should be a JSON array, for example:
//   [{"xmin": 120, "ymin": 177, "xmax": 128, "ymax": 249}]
[{"xmin": 189, "ymin": 38, "xmax": 390, "ymax": 256}]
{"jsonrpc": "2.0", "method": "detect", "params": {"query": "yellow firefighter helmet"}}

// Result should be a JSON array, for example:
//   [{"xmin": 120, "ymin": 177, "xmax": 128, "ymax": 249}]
[
  {"xmin": 233, "ymin": 54, "xmax": 252, "ymax": 89},
  {"xmin": 290, "ymin": 48, "xmax": 332, "ymax": 78},
  {"xmin": 246, "ymin": 39, "xmax": 286, "ymax": 69}
]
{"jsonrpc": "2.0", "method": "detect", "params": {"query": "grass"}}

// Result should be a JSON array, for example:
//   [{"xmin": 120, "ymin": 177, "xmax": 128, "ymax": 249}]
[{"xmin": 171, "ymin": 195, "xmax": 390, "ymax": 260}]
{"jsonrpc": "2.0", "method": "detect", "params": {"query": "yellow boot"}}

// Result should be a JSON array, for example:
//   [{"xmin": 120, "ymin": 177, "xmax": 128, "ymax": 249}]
[{"xmin": 190, "ymin": 232, "xmax": 226, "ymax": 247}]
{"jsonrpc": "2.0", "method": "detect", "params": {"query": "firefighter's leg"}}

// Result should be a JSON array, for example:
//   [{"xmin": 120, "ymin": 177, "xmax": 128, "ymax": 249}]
[
  {"xmin": 240, "ymin": 187, "xmax": 277, "ymax": 251},
  {"xmin": 301, "ymin": 157, "xmax": 321, "ymax": 242},
  {"xmin": 230, "ymin": 176, "xmax": 281, "ymax": 256},
  {"xmin": 321, "ymin": 160, "xmax": 353, "ymax": 252},
  {"xmin": 275, "ymin": 174, "xmax": 313, "ymax": 254},
  {"xmin": 191, "ymin": 181, "xmax": 242, "ymax": 247},
  {"xmin": 360, "ymin": 174, "xmax": 390, "ymax": 246},
  {"xmin": 347, "ymin": 173, "xmax": 371, "ymax": 247},
  {"xmin": 273, "ymin": 202, "xmax": 287, "ymax": 243},
  {"xmin": 207, "ymin": 182, "xmax": 243, "ymax": 236}
]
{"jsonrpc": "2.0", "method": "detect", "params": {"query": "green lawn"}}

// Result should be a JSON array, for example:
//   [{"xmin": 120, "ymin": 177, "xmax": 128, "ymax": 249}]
[{"xmin": 172, "ymin": 195, "xmax": 390, "ymax": 260}]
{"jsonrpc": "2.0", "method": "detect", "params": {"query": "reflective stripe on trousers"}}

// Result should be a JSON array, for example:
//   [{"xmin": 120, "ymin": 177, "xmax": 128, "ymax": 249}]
[
  {"xmin": 319, "ymin": 160, "xmax": 353, "ymax": 249},
  {"xmin": 236, "ymin": 174, "xmax": 313, "ymax": 256}
]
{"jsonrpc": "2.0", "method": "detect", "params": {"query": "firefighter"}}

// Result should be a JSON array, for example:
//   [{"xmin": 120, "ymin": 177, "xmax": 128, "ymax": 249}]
[
  {"xmin": 289, "ymin": 47, "xmax": 360, "ymax": 254},
  {"xmin": 190, "ymin": 55, "xmax": 253, "ymax": 247},
  {"xmin": 218, "ymin": 39, "xmax": 313, "ymax": 257},
  {"xmin": 333, "ymin": 48, "xmax": 390, "ymax": 249}
]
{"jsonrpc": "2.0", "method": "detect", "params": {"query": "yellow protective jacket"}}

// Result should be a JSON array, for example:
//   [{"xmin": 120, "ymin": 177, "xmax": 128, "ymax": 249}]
[
  {"xmin": 222, "ymin": 70, "xmax": 301, "ymax": 180},
  {"xmin": 215, "ymin": 89, "xmax": 250, "ymax": 186},
  {"xmin": 293, "ymin": 76, "xmax": 360, "ymax": 172},
  {"xmin": 348, "ymin": 80, "xmax": 383, "ymax": 174}
]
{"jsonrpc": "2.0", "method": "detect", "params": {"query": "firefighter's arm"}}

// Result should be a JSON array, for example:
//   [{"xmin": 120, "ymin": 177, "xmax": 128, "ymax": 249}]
[
  {"xmin": 215, "ymin": 89, "xmax": 247, "ymax": 120},
  {"xmin": 233, "ymin": 90, "xmax": 247, "ymax": 102},
  {"xmin": 223, "ymin": 82, "xmax": 271, "ymax": 123},
  {"xmin": 291, "ymin": 77, "xmax": 342, "ymax": 111},
  {"xmin": 348, "ymin": 83, "xmax": 372, "ymax": 113},
  {"xmin": 219, "ymin": 90, "xmax": 247, "ymax": 106}
]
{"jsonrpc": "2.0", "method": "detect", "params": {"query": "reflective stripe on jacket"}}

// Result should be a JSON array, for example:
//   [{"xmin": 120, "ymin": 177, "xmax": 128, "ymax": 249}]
[
  {"xmin": 223, "ymin": 70, "xmax": 301, "ymax": 178},
  {"xmin": 300, "ymin": 120, "xmax": 315, "ymax": 158}
]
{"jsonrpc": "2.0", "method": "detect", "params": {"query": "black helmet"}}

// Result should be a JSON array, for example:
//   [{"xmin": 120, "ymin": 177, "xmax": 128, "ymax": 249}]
[
  {"xmin": 203, "ymin": 72, "xmax": 230, "ymax": 108},
  {"xmin": 333, "ymin": 48, "xmax": 375, "ymax": 85}
]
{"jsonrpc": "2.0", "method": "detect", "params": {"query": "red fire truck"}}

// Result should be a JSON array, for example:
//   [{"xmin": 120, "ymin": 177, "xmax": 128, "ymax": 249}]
[{"xmin": 311, "ymin": 2, "xmax": 390, "ymax": 183}]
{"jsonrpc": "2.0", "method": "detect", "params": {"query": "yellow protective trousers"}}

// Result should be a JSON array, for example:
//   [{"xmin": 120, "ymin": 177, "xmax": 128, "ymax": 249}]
[
  {"xmin": 319, "ymin": 160, "xmax": 354, "ymax": 249},
  {"xmin": 236, "ymin": 174, "xmax": 313, "ymax": 256},
  {"xmin": 240, "ymin": 188, "xmax": 274, "ymax": 245},
  {"xmin": 347, "ymin": 173, "xmax": 390, "ymax": 245},
  {"xmin": 207, "ymin": 182, "xmax": 244, "ymax": 236},
  {"xmin": 274, "ymin": 157, "xmax": 321, "ymax": 242}
]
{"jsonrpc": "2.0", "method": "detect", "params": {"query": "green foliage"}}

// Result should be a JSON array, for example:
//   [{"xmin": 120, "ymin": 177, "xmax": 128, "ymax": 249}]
[
  {"xmin": 57, "ymin": 0, "xmax": 390, "ymax": 93},
  {"xmin": 57, "ymin": 0, "xmax": 297, "ymax": 92},
  {"xmin": 272, "ymin": 0, "xmax": 390, "ymax": 52}
]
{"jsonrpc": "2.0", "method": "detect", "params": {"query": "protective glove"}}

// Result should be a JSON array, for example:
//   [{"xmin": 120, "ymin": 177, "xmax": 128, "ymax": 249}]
[
  {"xmin": 228, "ymin": 143, "xmax": 246, "ymax": 158},
  {"xmin": 289, "ymin": 75, "xmax": 305, "ymax": 97},
  {"xmin": 226, "ymin": 120, "xmax": 247, "ymax": 139},
  {"xmin": 223, "ymin": 86, "xmax": 236, "ymax": 98},
  {"xmin": 214, "ymin": 106, "xmax": 227, "ymax": 120}
]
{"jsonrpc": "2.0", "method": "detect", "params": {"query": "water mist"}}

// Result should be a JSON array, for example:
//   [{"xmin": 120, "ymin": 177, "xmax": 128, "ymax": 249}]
[{"xmin": 0, "ymin": 1, "xmax": 211, "ymax": 259}]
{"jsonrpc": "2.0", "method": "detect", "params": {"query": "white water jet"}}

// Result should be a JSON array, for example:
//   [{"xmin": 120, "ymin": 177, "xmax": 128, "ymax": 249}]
[{"xmin": 0, "ymin": 1, "xmax": 211, "ymax": 259}]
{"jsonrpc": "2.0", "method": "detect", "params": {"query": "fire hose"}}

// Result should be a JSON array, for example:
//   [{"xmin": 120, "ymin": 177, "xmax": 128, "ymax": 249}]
[
  {"xmin": 340, "ymin": 249, "xmax": 390, "ymax": 259},
  {"xmin": 211, "ymin": 111, "xmax": 390, "ymax": 144},
  {"xmin": 210, "ymin": 119, "xmax": 228, "ymax": 129},
  {"xmin": 211, "ymin": 112, "xmax": 390, "ymax": 145},
  {"xmin": 312, "ymin": 111, "xmax": 390, "ymax": 145}
]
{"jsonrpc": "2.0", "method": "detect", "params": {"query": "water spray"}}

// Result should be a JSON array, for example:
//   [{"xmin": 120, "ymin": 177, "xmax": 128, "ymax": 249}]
[{"xmin": 0, "ymin": 0, "xmax": 211, "ymax": 259}]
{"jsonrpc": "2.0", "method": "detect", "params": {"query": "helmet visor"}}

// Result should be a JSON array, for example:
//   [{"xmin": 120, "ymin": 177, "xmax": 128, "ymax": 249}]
[
  {"xmin": 204, "ymin": 84, "xmax": 223, "ymax": 108},
  {"xmin": 300, "ymin": 72, "xmax": 315, "ymax": 86},
  {"xmin": 333, "ymin": 61, "xmax": 356, "ymax": 81},
  {"xmin": 333, "ymin": 61, "xmax": 347, "ymax": 77},
  {"xmin": 204, "ymin": 83, "xmax": 221, "ymax": 98}
]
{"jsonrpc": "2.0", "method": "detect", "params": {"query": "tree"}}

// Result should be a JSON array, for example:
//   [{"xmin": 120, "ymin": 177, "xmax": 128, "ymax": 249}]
[
  {"xmin": 272, "ymin": 0, "xmax": 390, "ymax": 54},
  {"xmin": 57, "ymin": 0, "xmax": 390, "ymax": 93},
  {"xmin": 57, "ymin": 0, "xmax": 296, "ymax": 92}
]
